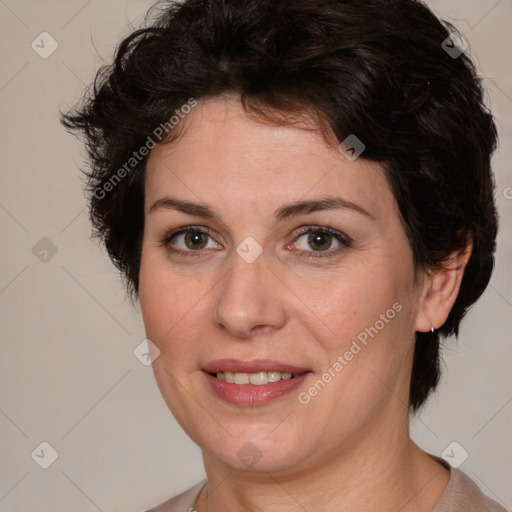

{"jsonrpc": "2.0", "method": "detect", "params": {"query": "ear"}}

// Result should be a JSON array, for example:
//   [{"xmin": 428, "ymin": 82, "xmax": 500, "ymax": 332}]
[{"xmin": 415, "ymin": 239, "xmax": 473, "ymax": 333}]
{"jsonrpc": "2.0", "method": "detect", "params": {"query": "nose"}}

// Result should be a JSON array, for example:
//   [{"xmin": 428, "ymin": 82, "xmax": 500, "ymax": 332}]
[{"xmin": 211, "ymin": 251, "xmax": 288, "ymax": 339}]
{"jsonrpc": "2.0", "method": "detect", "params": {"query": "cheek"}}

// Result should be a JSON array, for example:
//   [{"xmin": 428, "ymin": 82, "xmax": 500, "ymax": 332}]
[
  {"xmin": 138, "ymin": 248, "xmax": 221, "ymax": 390},
  {"xmin": 138, "ymin": 247, "xmax": 193, "ymax": 355},
  {"xmin": 138, "ymin": 249, "xmax": 208, "ymax": 430},
  {"xmin": 138, "ymin": 253, "xmax": 169, "ymax": 345},
  {"xmin": 307, "ymin": 265, "xmax": 405, "ymax": 349},
  {"xmin": 300, "ymin": 263, "xmax": 418, "ymax": 410}
]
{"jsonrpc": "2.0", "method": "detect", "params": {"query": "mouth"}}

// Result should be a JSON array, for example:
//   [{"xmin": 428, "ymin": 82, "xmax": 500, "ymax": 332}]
[
  {"xmin": 201, "ymin": 359, "xmax": 312, "ymax": 406},
  {"xmin": 208, "ymin": 370, "xmax": 303, "ymax": 385}
]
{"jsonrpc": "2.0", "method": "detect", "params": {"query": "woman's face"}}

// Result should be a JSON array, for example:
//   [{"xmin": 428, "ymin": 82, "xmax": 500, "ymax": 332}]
[{"xmin": 139, "ymin": 96, "xmax": 426, "ymax": 474}]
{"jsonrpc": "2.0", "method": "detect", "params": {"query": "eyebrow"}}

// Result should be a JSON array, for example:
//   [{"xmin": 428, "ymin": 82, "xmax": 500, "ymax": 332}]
[{"xmin": 148, "ymin": 196, "xmax": 373, "ymax": 221}]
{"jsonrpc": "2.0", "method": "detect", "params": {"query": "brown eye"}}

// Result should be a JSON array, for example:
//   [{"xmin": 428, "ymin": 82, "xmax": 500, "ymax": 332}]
[
  {"xmin": 306, "ymin": 232, "xmax": 333, "ymax": 251},
  {"xmin": 182, "ymin": 230, "xmax": 209, "ymax": 250},
  {"xmin": 161, "ymin": 226, "xmax": 219, "ymax": 257},
  {"xmin": 293, "ymin": 226, "xmax": 352, "ymax": 259}
]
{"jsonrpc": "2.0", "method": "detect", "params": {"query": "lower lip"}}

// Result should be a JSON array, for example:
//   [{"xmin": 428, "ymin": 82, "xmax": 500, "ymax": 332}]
[{"xmin": 203, "ymin": 371, "xmax": 311, "ymax": 406}]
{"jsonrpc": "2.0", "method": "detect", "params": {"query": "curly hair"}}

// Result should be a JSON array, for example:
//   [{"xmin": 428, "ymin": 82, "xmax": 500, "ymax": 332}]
[{"xmin": 61, "ymin": 0, "xmax": 498, "ymax": 412}]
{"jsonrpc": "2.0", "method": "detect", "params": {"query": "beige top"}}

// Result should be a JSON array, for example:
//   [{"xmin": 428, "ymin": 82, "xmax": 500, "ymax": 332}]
[{"xmin": 145, "ymin": 462, "xmax": 507, "ymax": 512}]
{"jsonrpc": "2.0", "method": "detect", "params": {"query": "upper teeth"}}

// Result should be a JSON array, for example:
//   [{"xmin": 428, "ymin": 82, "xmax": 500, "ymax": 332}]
[{"xmin": 216, "ymin": 371, "xmax": 293, "ymax": 385}]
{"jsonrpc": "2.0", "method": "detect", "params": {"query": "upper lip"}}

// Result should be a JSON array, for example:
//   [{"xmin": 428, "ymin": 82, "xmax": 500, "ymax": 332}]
[{"xmin": 202, "ymin": 358, "xmax": 311, "ymax": 374}]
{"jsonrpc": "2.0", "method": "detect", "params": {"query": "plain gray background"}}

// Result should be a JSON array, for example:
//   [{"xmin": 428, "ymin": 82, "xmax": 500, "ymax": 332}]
[{"xmin": 0, "ymin": 1, "xmax": 511, "ymax": 511}]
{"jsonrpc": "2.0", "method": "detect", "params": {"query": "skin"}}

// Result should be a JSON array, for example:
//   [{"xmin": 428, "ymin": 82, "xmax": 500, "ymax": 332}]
[{"xmin": 139, "ymin": 96, "xmax": 471, "ymax": 512}]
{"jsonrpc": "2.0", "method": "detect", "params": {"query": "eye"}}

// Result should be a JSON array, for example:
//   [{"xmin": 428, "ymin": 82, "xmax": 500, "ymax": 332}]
[
  {"xmin": 161, "ymin": 226, "xmax": 220, "ymax": 257},
  {"xmin": 291, "ymin": 226, "xmax": 351, "ymax": 259},
  {"xmin": 160, "ymin": 225, "xmax": 351, "ymax": 260}
]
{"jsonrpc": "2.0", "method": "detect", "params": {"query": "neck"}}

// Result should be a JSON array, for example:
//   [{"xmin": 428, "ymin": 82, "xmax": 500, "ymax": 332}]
[{"xmin": 196, "ymin": 407, "xmax": 449, "ymax": 512}]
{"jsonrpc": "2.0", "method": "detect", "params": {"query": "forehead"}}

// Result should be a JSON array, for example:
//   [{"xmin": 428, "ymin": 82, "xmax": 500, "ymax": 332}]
[{"xmin": 144, "ymin": 97, "xmax": 395, "ymax": 219}]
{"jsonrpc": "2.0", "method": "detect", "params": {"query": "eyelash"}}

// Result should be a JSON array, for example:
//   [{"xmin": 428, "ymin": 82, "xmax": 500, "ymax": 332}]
[{"xmin": 160, "ymin": 225, "xmax": 352, "ymax": 260}]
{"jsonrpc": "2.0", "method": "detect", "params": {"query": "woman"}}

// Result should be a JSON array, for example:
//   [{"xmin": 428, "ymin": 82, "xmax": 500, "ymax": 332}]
[{"xmin": 62, "ymin": 0, "xmax": 506, "ymax": 510}]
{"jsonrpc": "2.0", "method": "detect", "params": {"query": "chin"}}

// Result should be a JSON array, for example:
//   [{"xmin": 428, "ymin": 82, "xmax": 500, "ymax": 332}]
[{"xmin": 199, "ymin": 423, "xmax": 314, "ymax": 474}]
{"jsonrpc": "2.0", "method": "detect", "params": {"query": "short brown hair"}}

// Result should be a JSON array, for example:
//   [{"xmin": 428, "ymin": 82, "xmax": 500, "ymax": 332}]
[{"xmin": 61, "ymin": 0, "xmax": 498, "ymax": 411}]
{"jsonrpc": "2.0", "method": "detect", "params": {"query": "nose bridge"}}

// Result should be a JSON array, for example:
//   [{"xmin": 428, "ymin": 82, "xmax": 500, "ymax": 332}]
[{"xmin": 211, "ymin": 248, "xmax": 287, "ymax": 337}]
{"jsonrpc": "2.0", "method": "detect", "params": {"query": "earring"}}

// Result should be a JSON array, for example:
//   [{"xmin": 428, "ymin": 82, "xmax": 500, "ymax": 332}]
[{"xmin": 430, "ymin": 326, "xmax": 435, "ymax": 333}]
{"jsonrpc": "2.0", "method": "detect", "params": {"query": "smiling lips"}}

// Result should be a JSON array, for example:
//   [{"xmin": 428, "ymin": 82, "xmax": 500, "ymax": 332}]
[
  {"xmin": 202, "ymin": 358, "xmax": 312, "ymax": 405},
  {"xmin": 217, "ymin": 370, "xmax": 293, "ymax": 385}
]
